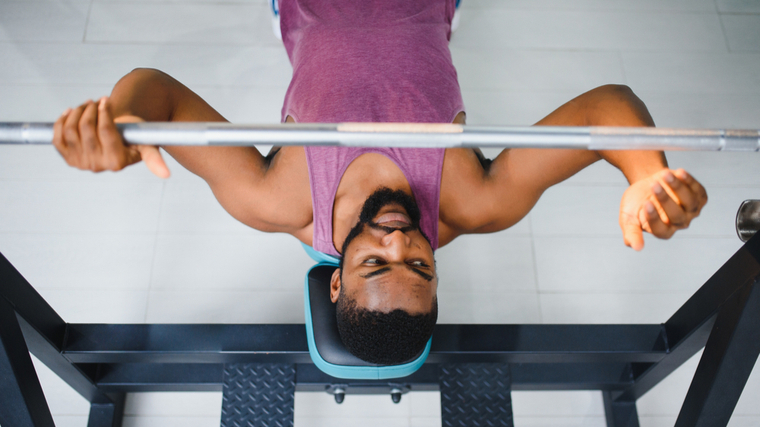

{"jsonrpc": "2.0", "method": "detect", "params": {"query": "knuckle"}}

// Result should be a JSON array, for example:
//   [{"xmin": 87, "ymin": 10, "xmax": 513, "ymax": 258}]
[{"xmin": 105, "ymin": 156, "xmax": 124, "ymax": 171}]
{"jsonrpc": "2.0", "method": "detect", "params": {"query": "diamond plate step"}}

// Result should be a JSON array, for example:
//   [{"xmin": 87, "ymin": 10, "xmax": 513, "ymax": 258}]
[
  {"xmin": 439, "ymin": 363, "xmax": 513, "ymax": 427},
  {"xmin": 221, "ymin": 363, "xmax": 295, "ymax": 427}
]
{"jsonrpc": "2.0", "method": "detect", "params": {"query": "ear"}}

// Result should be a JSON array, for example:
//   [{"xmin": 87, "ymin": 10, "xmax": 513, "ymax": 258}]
[{"xmin": 330, "ymin": 268, "xmax": 341, "ymax": 303}]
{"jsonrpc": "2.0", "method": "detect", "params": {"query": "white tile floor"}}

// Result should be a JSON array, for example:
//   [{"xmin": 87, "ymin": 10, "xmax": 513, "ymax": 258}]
[{"xmin": 1, "ymin": 0, "xmax": 759, "ymax": 425}]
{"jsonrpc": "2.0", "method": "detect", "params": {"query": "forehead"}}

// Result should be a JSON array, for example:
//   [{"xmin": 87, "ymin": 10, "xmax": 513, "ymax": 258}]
[{"xmin": 344, "ymin": 268, "xmax": 436, "ymax": 313}]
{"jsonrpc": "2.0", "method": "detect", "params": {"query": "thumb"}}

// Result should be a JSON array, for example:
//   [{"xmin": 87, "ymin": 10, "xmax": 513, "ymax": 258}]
[
  {"xmin": 620, "ymin": 214, "xmax": 645, "ymax": 251},
  {"xmin": 136, "ymin": 145, "xmax": 171, "ymax": 179}
]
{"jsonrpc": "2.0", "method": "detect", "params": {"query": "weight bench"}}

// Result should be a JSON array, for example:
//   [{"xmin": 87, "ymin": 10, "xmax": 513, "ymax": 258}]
[{"xmin": 2, "ymin": 233, "xmax": 760, "ymax": 427}]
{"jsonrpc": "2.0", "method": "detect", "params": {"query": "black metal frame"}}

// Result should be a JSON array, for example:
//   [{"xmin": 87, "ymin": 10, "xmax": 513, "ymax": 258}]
[{"xmin": 2, "ymin": 233, "xmax": 760, "ymax": 427}]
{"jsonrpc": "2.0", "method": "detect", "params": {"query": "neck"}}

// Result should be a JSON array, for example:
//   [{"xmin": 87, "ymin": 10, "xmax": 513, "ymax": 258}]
[{"xmin": 332, "ymin": 153, "xmax": 412, "ymax": 253}]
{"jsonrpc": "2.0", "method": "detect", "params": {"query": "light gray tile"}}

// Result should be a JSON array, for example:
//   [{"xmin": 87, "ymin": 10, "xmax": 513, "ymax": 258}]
[
  {"xmin": 722, "ymin": 15, "xmax": 760, "ymax": 52},
  {"xmin": 408, "ymin": 391, "xmax": 441, "ymax": 417},
  {"xmin": 191, "ymin": 85, "xmax": 286, "ymax": 124},
  {"xmin": 539, "ymin": 292, "xmax": 694, "ymax": 323},
  {"xmin": 530, "ymin": 184, "xmax": 754, "ymax": 238},
  {"xmin": 32, "ymin": 355, "xmax": 91, "ymax": 416},
  {"xmin": 124, "ymin": 392, "xmax": 222, "ymax": 416},
  {"xmin": 97, "ymin": 0, "xmax": 252, "ymax": 3},
  {"xmin": 86, "ymin": 3, "xmax": 278, "ymax": 46},
  {"xmin": 0, "ymin": 234, "xmax": 154, "ymax": 290},
  {"xmin": 451, "ymin": 48, "xmax": 625, "ymax": 92},
  {"xmin": 451, "ymin": 10, "xmax": 726, "ymax": 51},
  {"xmin": 145, "ymin": 290, "xmax": 303, "ymax": 323},
  {"xmin": 717, "ymin": 0, "xmax": 760, "ymax": 13},
  {"xmin": 512, "ymin": 391, "xmax": 604, "ymax": 416},
  {"xmin": 534, "ymin": 236, "xmax": 741, "ymax": 292},
  {"xmin": 512, "ymin": 416, "xmax": 607, "ymax": 427},
  {"xmin": 639, "ymin": 417, "xmax": 678, "ymax": 427},
  {"xmin": 0, "ymin": 181, "xmax": 164, "ymax": 233},
  {"xmin": 0, "ymin": 84, "xmax": 115, "ymax": 122},
  {"xmin": 0, "ymin": 1, "xmax": 90, "ymax": 42},
  {"xmin": 409, "ymin": 418, "xmax": 441, "ymax": 427},
  {"xmin": 50, "ymin": 416, "xmax": 89, "ymax": 427},
  {"xmin": 0, "ymin": 145, "xmax": 160, "ymax": 182},
  {"xmin": 623, "ymin": 52, "xmax": 760, "ymax": 94},
  {"xmin": 461, "ymin": 90, "xmax": 583, "ymax": 126},
  {"xmin": 122, "ymin": 416, "xmax": 221, "ymax": 427},
  {"xmin": 158, "ymin": 178, "xmax": 257, "ymax": 234},
  {"xmin": 36, "ymin": 289, "xmax": 149, "ymax": 322},
  {"xmin": 667, "ymin": 152, "xmax": 760, "ymax": 187},
  {"xmin": 462, "ymin": 0, "xmax": 717, "ymax": 12},
  {"xmin": 0, "ymin": 43, "xmax": 291, "ymax": 87},
  {"xmin": 294, "ymin": 393, "xmax": 410, "ymax": 419},
  {"xmin": 638, "ymin": 92, "xmax": 760, "ymax": 128},
  {"xmin": 294, "ymin": 418, "xmax": 410, "ymax": 427},
  {"xmin": 436, "ymin": 235, "xmax": 536, "ymax": 293},
  {"xmin": 728, "ymin": 416, "xmax": 760, "ymax": 427},
  {"xmin": 530, "ymin": 185, "xmax": 626, "ymax": 238},
  {"xmin": 438, "ymin": 291, "xmax": 541, "ymax": 323},
  {"xmin": 150, "ymin": 234, "xmax": 311, "ymax": 290}
]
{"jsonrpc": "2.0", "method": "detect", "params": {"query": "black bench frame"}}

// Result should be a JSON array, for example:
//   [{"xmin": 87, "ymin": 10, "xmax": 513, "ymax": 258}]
[{"xmin": 2, "ymin": 234, "xmax": 760, "ymax": 427}]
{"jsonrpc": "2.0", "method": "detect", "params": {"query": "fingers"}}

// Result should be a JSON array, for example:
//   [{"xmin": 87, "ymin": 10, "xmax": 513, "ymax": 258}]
[
  {"xmin": 136, "ymin": 145, "xmax": 171, "ymax": 179},
  {"xmin": 651, "ymin": 180, "xmax": 688, "ymax": 227},
  {"xmin": 650, "ymin": 169, "xmax": 708, "ymax": 230},
  {"xmin": 52, "ymin": 108, "xmax": 72, "ymax": 160},
  {"xmin": 62, "ymin": 102, "xmax": 87, "ymax": 165},
  {"xmin": 97, "ymin": 98, "xmax": 132, "ymax": 171},
  {"xmin": 53, "ymin": 97, "xmax": 157, "ymax": 175},
  {"xmin": 620, "ymin": 214, "xmax": 645, "ymax": 251},
  {"xmin": 674, "ymin": 169, "xmax": 708, "ymax": 211},
  {"xmin": 79, "ymin": 100, "xmax": 102, "ymax": 170},
  {"xmin": 640, "ymin": 199, "xmax": 676, "ymax": 240}
]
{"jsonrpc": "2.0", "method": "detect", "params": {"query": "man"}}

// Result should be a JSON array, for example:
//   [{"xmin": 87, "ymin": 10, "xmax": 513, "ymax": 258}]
[{"xmin": 52, "ymin": 0, "xmax": 707, "ymax": 364}]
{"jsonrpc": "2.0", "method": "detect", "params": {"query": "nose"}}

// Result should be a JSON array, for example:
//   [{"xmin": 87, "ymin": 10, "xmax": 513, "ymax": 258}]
[{"xmin": 380, "ymin": 229, "xmax": 412, "ymax": 258}]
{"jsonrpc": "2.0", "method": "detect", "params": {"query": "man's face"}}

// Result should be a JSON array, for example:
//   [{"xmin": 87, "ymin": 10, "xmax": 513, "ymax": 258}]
[{"xmin": 330, "ymin": 188, "xmax": 437, "ymax": 315}]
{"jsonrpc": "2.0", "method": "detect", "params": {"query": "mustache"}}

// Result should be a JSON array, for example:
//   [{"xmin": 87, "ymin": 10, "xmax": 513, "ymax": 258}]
[{"xmin": 366, "ymin": 221, "xmax": 417, "ymax": 234}]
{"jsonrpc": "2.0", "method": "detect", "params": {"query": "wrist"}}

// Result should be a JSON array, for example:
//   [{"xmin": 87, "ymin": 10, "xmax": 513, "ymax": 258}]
[{"xmin": 610, "ymin": 151, "xmax": 668, "ymax": 185}]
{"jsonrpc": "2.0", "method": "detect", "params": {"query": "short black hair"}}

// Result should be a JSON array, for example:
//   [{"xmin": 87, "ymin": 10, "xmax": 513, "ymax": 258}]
[{"xmin": 336, "ymin": 290, "xmax": 437, "ymax": 365}]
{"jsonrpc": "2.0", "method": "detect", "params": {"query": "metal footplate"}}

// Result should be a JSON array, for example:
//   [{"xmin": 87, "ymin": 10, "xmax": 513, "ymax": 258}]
[
  {"xmin": 221, "ymin": 364, "xmax": 295, "ymax": 427},
  {"xmin": 439, "ymin": 363, "xmax": 514, "ymax": 427}
]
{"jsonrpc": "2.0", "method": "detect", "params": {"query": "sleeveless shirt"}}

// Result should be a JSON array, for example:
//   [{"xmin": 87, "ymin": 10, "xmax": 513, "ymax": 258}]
[
  {"xmin": 279, "ymin": 0, "xmax": 464, "ymax": 124},
  {"xmin": 279, "ymin": 0, "xmax": 464, "ymax": 257},
  {"xmin": 305, "ymin": 147, "xmax": 444, "ymax": 257}
]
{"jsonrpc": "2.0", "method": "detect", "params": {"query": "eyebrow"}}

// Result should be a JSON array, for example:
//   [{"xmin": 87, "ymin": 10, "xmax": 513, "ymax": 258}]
[{"xmin": 360, "ymin": 265, "xmax": 434, "ymax": 282}]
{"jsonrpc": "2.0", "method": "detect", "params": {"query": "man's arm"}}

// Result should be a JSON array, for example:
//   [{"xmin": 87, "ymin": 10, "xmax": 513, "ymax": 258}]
[
  {"xmin": 440, "ymin": 85, "xmax": 707, "ymax": 250},
  {"xmin": 53, "ymin": 68, "xmax": 311, "ymax": 235}
]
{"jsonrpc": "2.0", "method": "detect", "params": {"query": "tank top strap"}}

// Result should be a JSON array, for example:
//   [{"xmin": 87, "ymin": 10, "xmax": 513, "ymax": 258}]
[{"xmin": 305, "ymin": 147, "xmax": 444, "ymax": 258}]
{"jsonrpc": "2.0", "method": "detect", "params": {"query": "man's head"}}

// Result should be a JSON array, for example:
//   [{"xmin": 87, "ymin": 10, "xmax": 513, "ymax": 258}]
[{"xmin": 330, "ymin": 187, "xmax": 438, "ymax": 364}]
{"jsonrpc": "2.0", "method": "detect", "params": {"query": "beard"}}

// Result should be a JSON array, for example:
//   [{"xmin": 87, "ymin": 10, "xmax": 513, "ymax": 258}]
[{"xmin": 339, "ymin": 187, "xmax": 429, "ymax": 260}]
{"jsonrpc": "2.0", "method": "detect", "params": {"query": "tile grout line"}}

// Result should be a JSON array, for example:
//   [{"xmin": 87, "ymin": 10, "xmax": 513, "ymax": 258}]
[
  {"xmin": 82, "ymin": 0, "xmax": 95, "ymax": 43},
  {"xmin": 715, "ymin": 4, "xmax": 732, "ymax": 53},
  {"xmin": 527, "ymin": 214, "xmax": 544, "ymax": 324},
  {"xmin": 143, "ymin": 179, "xmax": 167, "ymax": 322}
]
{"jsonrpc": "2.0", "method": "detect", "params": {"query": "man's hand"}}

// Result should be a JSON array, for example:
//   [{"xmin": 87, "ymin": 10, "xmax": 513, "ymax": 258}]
[
  {"xmin": 53, "ymin": 97, "xmax": 170, "ymax": 178},
  {"xmin": 619, "ymin": 168, "xmax": 707, "ymax": 250}
]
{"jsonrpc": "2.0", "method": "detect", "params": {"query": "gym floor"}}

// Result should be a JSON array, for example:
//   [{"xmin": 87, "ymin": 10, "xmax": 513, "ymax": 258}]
[{"xmin": 1, "ymin": 0, "xmax": 759, "ymax": 426}]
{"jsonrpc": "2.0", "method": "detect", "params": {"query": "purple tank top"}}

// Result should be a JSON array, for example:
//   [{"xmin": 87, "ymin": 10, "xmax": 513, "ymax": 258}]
[
  {"xmin": 306, "ymin": 147, "xmax": 445, "ymax": 257},
  {"xmin": 279, "ymin": 0, "xmax": 465, "ymax": 123},
  {"xmin": 279, "ymin": 0, "xmax": 463, "ymax": 257}
]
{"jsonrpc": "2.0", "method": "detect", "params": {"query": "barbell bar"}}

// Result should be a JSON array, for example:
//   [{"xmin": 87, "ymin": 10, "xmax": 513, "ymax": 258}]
[{"xmin": 1, "ymin": 122, "xmax": 759, "ymax": 151}]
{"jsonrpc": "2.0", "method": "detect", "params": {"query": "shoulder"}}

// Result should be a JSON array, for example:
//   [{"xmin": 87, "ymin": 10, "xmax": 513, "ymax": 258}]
[
  {"xmin": 214, "ymin": 146, "xmax": 315, "ymax": 241},
  {"xmin": 437, "ymin": 148, "xmax": 545, "ymax": 245},
  {"xmin": 437, "ymin": 148, "xmax": 496, "ymax": 244}
]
